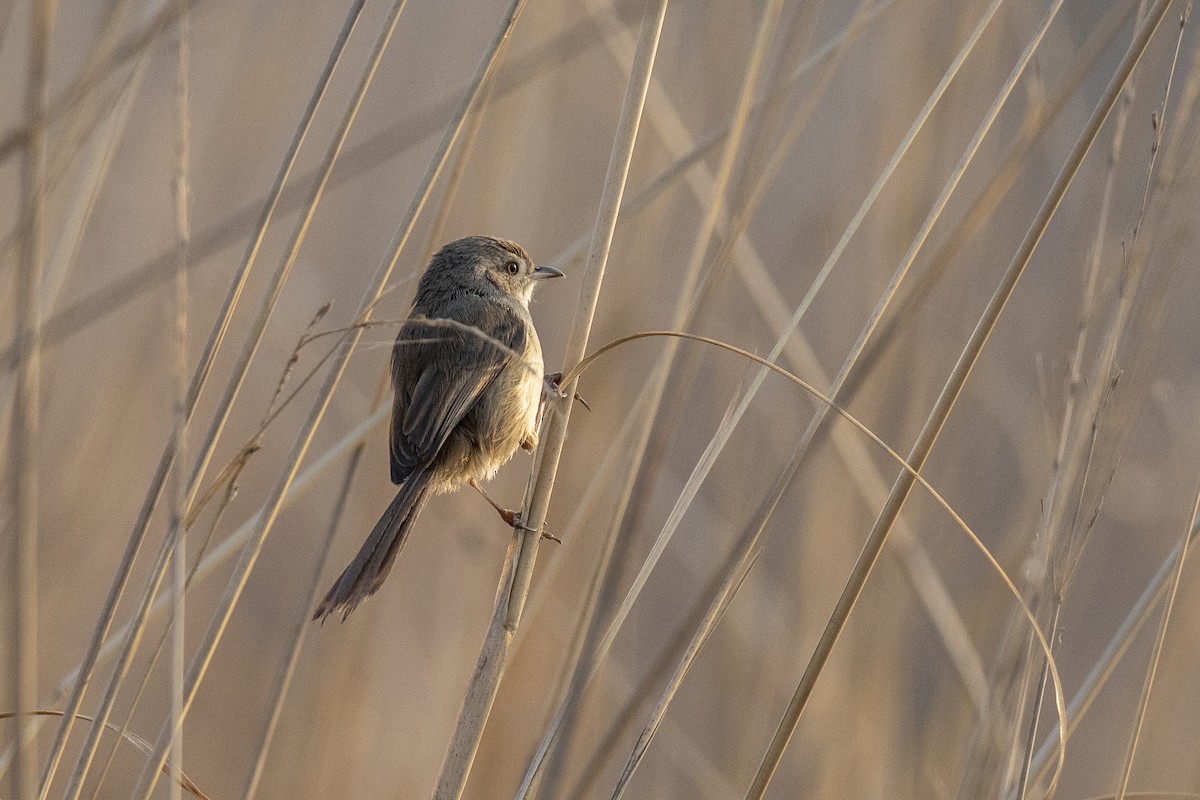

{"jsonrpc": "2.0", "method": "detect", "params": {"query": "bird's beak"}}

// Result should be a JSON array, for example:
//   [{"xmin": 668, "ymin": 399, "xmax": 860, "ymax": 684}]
[{"xmin": 532, "ymin": 265, "xmax": 565, "ymax": 280}]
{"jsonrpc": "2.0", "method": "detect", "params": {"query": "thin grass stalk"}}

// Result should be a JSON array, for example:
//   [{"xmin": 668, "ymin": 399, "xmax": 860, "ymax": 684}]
[
  {"xmin": 676, "ymin": 0, "xmax": 1055, "ymax": 716},
  {"xmin": 1022, "ymin": 512, "xmax": 1200, "ymax": 795},
  {"xmin": 1114, "ymin": 480, "xmax": 1198, "ymax": 800},
  {"xmin": 743, "ymin": 3, "xmax": 1175, "ymax": 796},
  {"xmin": 838, "ymin": 0, "xmax": 1138, "ymax": 412},
  {"xmin": 168, "ymin": 9, "xmax": 191, "ymax": 800},
  {"xmin": 563, "ymin": 535, "xmax": 772, "ymax": 800},
  {"xmin": 436, "ymin": 2, "xmax": 670, "ymax": 798},
  {"xmin": 0, "ymin": 0, "xmax": 873, "ymax": 379},
  {"xmin": 9, "ymin": 4, "xmax": 51, "ymax": 800},
  {"xmin": 0, "ymin": 0, "xmax": 204, "ymax": 167},
  {"xmin": 238, "ymin": 76, "xmax": 495, "ymax": 796},
  {"xmin": 608, "ymin": 550, "xmax": 762, "ymax": 799},
  {"xmin": 239, "ymin": 395, "xmax": 376, "ymax": 800},
  {"xmin": 587, "ymin": 0, "xmax": 1014, "ymax": 634},
  {"xmin": 550, "ymin": 328, "xmax": 1066, "ymax": 798},
  {"xmin": 130, "ymin": 2, "xmax": 528, "ymax": 795},
  {"xmin": 1012, "ymin": 8, "xmax": 1180, "ymax": 796},
  {"xmin": 535, "ymin": 1, "xmax": 783, "ymax": 791},
  {"xmin": 37, "ymin": 5, "xmax": 366, "ymax": 790}
]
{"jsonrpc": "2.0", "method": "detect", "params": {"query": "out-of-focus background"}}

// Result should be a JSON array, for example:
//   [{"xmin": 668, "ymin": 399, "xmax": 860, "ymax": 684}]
[{"xmin": 3, "ymin": 0, "xmax": 1200, "ymax": 797}]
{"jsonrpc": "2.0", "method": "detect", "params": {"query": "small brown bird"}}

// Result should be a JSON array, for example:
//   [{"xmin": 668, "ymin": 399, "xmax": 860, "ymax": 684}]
[{"xmin": 315, "ymin": 236, "xmax": 562, "ymax": 622}]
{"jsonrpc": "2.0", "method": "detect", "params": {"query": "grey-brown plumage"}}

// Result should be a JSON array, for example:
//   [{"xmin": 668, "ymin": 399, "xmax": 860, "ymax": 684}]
[{"xmin": 314, "ymin": 236, "xmax": 562, "ymax": 622}]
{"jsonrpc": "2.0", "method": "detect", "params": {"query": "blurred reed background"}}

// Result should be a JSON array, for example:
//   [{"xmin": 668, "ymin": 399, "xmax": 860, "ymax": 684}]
[{"xmin": 3, "ymin": 0, "xmax": 1200, "ymax": 797}]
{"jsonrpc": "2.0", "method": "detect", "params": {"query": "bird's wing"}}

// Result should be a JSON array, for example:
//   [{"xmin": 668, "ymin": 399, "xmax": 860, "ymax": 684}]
[{"xmin": 388, "ymin": 311, "xmax": 526, "ymax": 484}]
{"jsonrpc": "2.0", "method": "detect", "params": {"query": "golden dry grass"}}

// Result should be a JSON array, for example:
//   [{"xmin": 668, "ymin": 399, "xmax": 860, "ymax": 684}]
[{"xmin": 4, "ymin": 1, "xmax": 1200, "ymax": 798}]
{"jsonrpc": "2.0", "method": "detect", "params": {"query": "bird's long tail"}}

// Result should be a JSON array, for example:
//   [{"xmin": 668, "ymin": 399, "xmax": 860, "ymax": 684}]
[{"xmin": 313, "ymin": 469, "xmax": 433, "ymax": 622}]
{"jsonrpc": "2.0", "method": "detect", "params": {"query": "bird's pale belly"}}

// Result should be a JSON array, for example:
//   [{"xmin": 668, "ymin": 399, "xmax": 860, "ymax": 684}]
[{"xmin": 431, "ymin": 347, "xmax": 542, "ymax": 493}]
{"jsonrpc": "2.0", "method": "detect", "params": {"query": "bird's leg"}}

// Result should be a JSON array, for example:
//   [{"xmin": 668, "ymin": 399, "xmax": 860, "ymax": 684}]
[{"xmin": 468, "ymin": 479, "xmax": 560, "ymax": 543}]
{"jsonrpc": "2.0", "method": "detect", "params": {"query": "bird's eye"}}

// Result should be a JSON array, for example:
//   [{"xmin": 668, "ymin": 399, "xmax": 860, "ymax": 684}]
[{"xmin": 505, "ymin": 260, "xmax": 520, "ymax": 275}]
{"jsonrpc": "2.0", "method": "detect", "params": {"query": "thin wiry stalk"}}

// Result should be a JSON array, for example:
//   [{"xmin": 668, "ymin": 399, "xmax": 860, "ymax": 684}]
[
  {"xmin": 130, "ymin": 2, "xmax": 529, "ymax": 795},
  {"xmin": 1012, "ymin": 7, "xmax": 1172, "ymax": 796},
  {"xmin": 744, "ymin": 3, "xmax": 1174, "ymax": 797},
  {"xmin": 9, "ymin": 3, "xmax": 51, "ymax": 800},
  {"xmin": 550, "ymin": 328, "xmax": 1066, "ymax": 798},
  {"xmin": 168, "ymin": 8, "xmax": 191, "ymax": 800},
  {"xmin": 32, "ymin": 402, "xmax": 385, "ymax": 737},
  {"xmin": 240, "ymin": 385, "xmax": 380, "ymax": 800},
  {"xmin": 0, "ymin": 711, "xmax": 208, "ymax": 800},
  {"xmin": 536, "ymin": 1, "xmax": 783, "ymax": 791},
  {"xmin": 1021, "ymin": 511, "xmax": 1200, "ymax": 795},
  {"xmin": 1114, "ymin": 479, "xmax": 1198, "ymax": 800},
  {"xmin": 0, "ymin": 0, "xmax": 861, "ymax": 379},
  {"xmin": 697, "ymin": 0, "xmax": 1058, "ymax": 717},
  {"xmin": 435, "ymin": 2, "xmax": 668, "ymax": 798},
  {"xmin": 838, "ymin": 0, "xmax": 1137, "ymax": 411},
  {"xmin": 0, "ymin": 0, "xmax": 207, "ymax": 167},
  {"xmin": 1114, "ymin": 9, "xmax": 1193, "ymax": 797},
  {"xmin": 239, "ymin": 72, "xmax": 497, "ymax": 796},
  {"xmin": 608, "ymin": 550, "xmax": 762, "ymax": 799},
  {"xmin": 37, "ymin": 4, "xmax": 367, "ymax": 790},
  {"xmin": 1020, "ymin": 12, "xmax": 1192, "ymax": 785}
]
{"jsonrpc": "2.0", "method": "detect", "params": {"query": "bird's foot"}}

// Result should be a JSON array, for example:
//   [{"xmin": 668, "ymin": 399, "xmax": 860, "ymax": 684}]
[
  {"xmin": 507, "ymin": 511, "xmax": 562, "ymax": 544},
  {"xmin": 469, "ymin": 478, "xmax": 560, "ymax": 543},
  {"xmin": 544, "ymin": 372, "xmax": 591, "ymax": 411}
]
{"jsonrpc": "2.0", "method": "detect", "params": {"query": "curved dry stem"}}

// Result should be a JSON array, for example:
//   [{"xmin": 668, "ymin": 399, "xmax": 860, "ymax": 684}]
[
  {"xmin": 553, "ymin": 328, "xmax": 1068, "ymax": 795},
  {"xmin": 0, "ymin": 711, "xmax": 207, "ymax": 800}
]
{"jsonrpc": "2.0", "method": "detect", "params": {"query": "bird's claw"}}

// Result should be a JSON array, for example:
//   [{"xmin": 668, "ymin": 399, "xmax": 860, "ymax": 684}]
[
  {"xmin": 507, "ymin": 511, "xmax": 561, "ymax": 544},
  {"xmin": 544, "ymin": 371, "xmax": 591, "ymax": 411}
]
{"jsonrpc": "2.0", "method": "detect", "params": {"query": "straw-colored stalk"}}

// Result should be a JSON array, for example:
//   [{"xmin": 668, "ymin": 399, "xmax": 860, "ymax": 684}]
[
  {"xmin": 431, "ymin": 2, "xmax": 669, "ymax": 798},
  {"xmin": 128, "ymin": 0, "xmax": 529, "ymax": 795},
  {"xmin": 744, "ymin": 2, "xmax": 1175, "ymax": 797},
  {"xmin": 10, "ymin": 4, "xmax": 52, "ymax": 800}
]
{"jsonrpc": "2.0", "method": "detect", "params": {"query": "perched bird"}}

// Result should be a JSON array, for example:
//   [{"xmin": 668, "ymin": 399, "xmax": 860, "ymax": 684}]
[{"xmin": 315, "ymin": 236, "xmax": 563, "ymax": 622}]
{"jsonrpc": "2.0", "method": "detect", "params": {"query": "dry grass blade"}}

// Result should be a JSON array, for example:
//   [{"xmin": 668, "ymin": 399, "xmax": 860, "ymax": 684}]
[
  {"xmin": 743, "ymin": 1, "xmax": 1175, "ymax": 796},
  {"xmin": 608, "ymin": 549, "xmax": 763, "ymax": 799},
  {"xmin": 127, "ymin": 1, "xmax": 529, "ymax": 795},
  {"xmin": 9, "ymin": 3, "xmax": 51, "ymax": 800},
  {"xmin": 1021, "ymin": 511, "xmax": 1200, "ymax": 794},
  {"xmin": 432, "ymin": 3, "xmax": 668, "ymax": 797},
  {"xmin": 39, "ymin": 5, "xmax": 369, "ymax": 793},
  {"xmin": 1114, "ymin": 479, "xmax": 1198, "ymax": 799},
  {"xmin": 554, "ymin": 328, "xmax": 1067, "ymax": 799},
  {"xmin": 0, "ymin": 711, "xmax": 208, "ymax": 800},
  {"xmin": 167, "ymin": 8, "xmax": 192, "ymax": 800},
  {"xmin": 53, "ymin": 9, "xmax": 372, "ymax": 799},
  {"xmin": 536, "ymin": 0, "xmax": 783, "ymax": 789}
]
